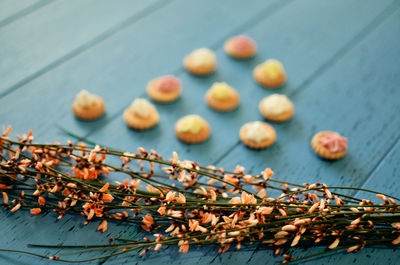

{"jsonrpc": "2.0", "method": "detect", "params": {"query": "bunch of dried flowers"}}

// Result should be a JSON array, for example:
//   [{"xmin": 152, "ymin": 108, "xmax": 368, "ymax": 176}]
[{"xmin": 0, "ymin": 126, "xmax": 399, "ymax": 264}]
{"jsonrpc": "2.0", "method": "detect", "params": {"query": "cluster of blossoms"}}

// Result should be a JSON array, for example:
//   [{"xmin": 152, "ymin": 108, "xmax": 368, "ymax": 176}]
[{"xmin": 0, "ymin": 126, "xmax": 399, "ymax": 263}]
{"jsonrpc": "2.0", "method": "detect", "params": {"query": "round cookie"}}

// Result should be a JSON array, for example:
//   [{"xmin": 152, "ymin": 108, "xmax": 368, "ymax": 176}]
[
  {"xmin": 205, "ymin": 82, "xmax": 240, "ymax": 112},
  {"xmin": 72, "ymin": 90, "xmax": 105, "ymax": 120},
  {"xmin": 123, "ymin": 98, "xmax": 159, "ymax": 130},
  {"xmin": 224, "ymin": 35, "xmax": 257, "ymax": 59},
  {"xmin": 147, "ymin": 75, "xmax": 181, "ymax": 103},
  {"xmin": 239, "ymin": 121, "xmax": 276, "ymax": 149},
  {"xmin": 183, "ymin": 48, "xmax": 216, "ymax": 76},
  {"xmin": 311, "ymin": 131, "xmax": 347, "ymax": 160},
  {"xmin": 259, "ymin": 94, "xmax": 294, "ymax": 122},
  {"xmin": 175, "ymin": 115, "xmax": 210, "ymax": 144},
  {"xmin": 253, "ymin": 59, "xmax": 286, "ymax": 88}
]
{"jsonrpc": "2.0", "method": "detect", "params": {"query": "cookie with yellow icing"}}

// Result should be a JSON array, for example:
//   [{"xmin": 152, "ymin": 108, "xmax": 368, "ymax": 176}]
[
  {"xmin": 147, "ymin": 75, "xmax": 181, "ymax": 103},
  {"xmin": 123, "ymin": 98, "xmax": 159, "ymax": 130},
  {"xmin": 183, "ymin": 48, "xmax": 216, "ymax": 76},
  {"xmin": 175, "ymin": 115, "xmax": 210, "ymax": 143},
  {"xmin": 253, "ymin": 59, "xmax": 286, "ymax": 88},
  {"xmin": 239, "ymin": 121, "xmax": 276, "ymax": 149},
  {"xmin": 205, "ymin": 82, "xmax": 240, "ymax": 112},
  {"xmin": 259, "ymin": 94, "xmax": 294, "ymax": 122},
  {"xmin": 72, "ymin": 90, "xmax": 105, "ymax": 120},
  {"xmin": 224, "ymin": 35, "xmax": 257, "ymax": 59}
]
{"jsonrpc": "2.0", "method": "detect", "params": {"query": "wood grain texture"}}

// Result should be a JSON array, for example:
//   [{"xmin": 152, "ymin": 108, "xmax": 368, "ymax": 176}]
[
  {"xmin": 0, "ymin": 0, "xmax": 162, "ymax": 97},
  {"xmin": 87, "ymin": 0, "xmax": 396, "ymax": 168},
  {"xmin": 0, "ymin": 0, "xmax": 46, "ymax": 26},
  {"xmin": 0, "ymin": 0, "xmax": 286, "ymax": 264},
  {"xmin": 0, "ymin": 0, "xmax": 399, "ymax": 264},
  {"xmin": 0, "ymin": 0, "xmax": 284, "ymax": 142},
  {"xmin": 97, "ymin": 0, "xmax": 400, "ymax": 264},
  {"xmin": 210, "ymin": 6, "xmax": 400, "ymax": 265}
]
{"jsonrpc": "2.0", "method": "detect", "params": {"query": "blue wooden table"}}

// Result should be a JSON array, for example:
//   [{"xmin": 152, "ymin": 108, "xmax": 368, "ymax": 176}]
[{"xmin": 1, "ymin": 0, "xmax": 399, "ymax": 264}]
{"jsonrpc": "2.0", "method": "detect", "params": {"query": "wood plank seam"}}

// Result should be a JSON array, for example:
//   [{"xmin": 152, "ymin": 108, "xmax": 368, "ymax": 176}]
[
  {"xmin": 353, "ymin": 134, "xmax": 400, "ymax": 197},
  {"xmin": 79, "ymin": 0, "xmax": 294, "ymax": 144},
  {"xmin": 0, "ymin": 0, "xmax": 54, "ymax": 29},
  {"xmin": 79, "ymin": 2, "xmax": 296, "ymax": 263},
  {"xmin": 207, "ymin": 0, "xmax": 294, "ymax": 50},
  {"xmin": 289, "ymin": 0, "xmax": 400, "ymax": 98},
  {"xmin": 205, "ymin": 0, "xmax": 400, "ymax": 176},
  {"xmin": 0, "ymin": 0, "xmax": 172, "ymax": 100}
]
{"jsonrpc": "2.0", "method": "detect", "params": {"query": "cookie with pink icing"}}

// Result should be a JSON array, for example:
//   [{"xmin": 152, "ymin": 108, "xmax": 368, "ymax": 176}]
[
  {"xmin": 311, "ymin": 131, "xmax": 348, "ymax": 160},
  {"xmin": 147, "ymin": 75, "xmax": 181, "ymax": 103},
  {"xmin": 224, "ymin": 35, "xmax": 257, "ymax": 59}
]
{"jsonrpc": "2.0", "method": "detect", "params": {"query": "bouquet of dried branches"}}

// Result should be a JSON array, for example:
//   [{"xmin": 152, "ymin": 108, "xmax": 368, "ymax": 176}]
[{"xmin": 0, "ymin": 126, "xmax": 399, "ymax": 264}]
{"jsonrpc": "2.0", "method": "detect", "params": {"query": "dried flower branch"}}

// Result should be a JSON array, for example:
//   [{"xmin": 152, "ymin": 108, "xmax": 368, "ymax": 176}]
[{"xmin": 0, "ymin": 126, "xmax": 399, "ymax": 264}]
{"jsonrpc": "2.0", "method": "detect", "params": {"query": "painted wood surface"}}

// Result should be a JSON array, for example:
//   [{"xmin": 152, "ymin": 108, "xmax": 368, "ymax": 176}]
[
  {"xmin": 0, "ymin": 0, "xmax": 46, "ymax": 26},
  {"xmin": 0, "ymin": 0, "xmax": 399, "ymax": 264}
]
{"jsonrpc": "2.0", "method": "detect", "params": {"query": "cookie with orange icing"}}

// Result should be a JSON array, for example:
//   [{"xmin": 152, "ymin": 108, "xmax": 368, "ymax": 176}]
[
  {"xmin": 253, "ymin": 59, "xmax": 286, "ymax": 88},
  {"xmin": 311, "ymin": 131, "xmax": 348, "ymax": 160},
  {"xmin": 175, "ymin": 115, "xmax": 210, "ymax": 143},
  {"xmin": 147, "ymin": 75, "xmax": 181, "ymax": 103},
  {"xmin": 123, "ymin": 98, "xmax": 159, "ymax": 130},
  {"xmin": 183, "ymin": 48, "xmax": 216, "ymax": 76},
  {"xmin": 205, "ymin": 82, "xmax": 240, "ymax": 112},
  {"xmin": 259, "ymin": 94, "xmax": 294, "ymax": 122},
  {"xmin": 72, "ymin": 90, "xmax": 105, "ymax": 120},
  {"xmin": 239, "ymin": 121, "xmax": 276, "ymax": 149},
  {"xmin": 224, "ymin": 35, "xmax": 257, "ymax": 59}
]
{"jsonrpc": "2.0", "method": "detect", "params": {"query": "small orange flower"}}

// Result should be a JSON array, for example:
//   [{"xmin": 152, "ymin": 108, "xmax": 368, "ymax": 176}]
[
  {"xmin": 262, "ymin": 168, "xmax": 274, "ymax": 180},
  {"xmin": 157, "ymin": 206, "xmax": 166, "ymax": 215},
  {"xmin": 30, "ymin": 208, "xmax": 42, "ymax": 215},
  {"xmin": 99, "ymin": 183, "xmax": 109, "ymax": 193},
  {"xmin": 101, "ymin": 193, "xmax": 114, "ymax": 203},
  {"xmin": 178, "ymin": 240, "xmax": 189, "ymax": 253},
  {"xmin": 38, "ymin": 196, "xmax": 46, "ymax": 206},
  {"xmin": 142, "ymin": 214, "xmax": 154, "ymax": 231},
  {"xmin": 97, "ymin": 220, "xmax": 108, "ymax": 232},
  {"xmin": 10, "ymin": 203, "xmax": 21, "ymax": 212},
  {"xmin": 2, "ymin": 192, "xmax": 8, "ymax": 205}
]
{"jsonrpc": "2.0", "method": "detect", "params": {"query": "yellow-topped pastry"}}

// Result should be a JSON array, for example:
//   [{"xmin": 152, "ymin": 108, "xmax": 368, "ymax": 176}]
[
  {"xmin": 253, "ymin": 59, "xmax": 286, "ymax": 88},
  {"xmin": 128, "ymin": 98, "xmax": 153, "ymax": 118},
  {"xmin": 72, "ymin": 90, "xmax": 105, "ymax": 120},
  {"xmin": 245, "ymin": 121, "xmax": 271, "ymax": 143},
  {"xmin": 176, "ymin": 115, "xmax": 205, "ymax": 134},
  {"xmin": 239, "ymin": 121, "xmax": 276, "ymax": 149},
  {"xmin": 175, "ymin": 115, "xmax": 211, "ymax": 143},
  {"xmin": 75, "ymin": 90, "xmax": 97, "ymax": 108},
  {"xmin": 209, "ymin": 82, "xmax": 234, "ymax": 100},
  {"xmin": 191, "ymin": 48, "xmax": 215, "ymax": 67},
  {"xmin": 184, "ymin": 48, "xmax": 216, "ymax": 76},
  {"xmin": 123, "ymin": 98, "xmax": 159, "ymax": 130},
  {"xmin": 259, "ymin": 94, "xmax": 294, "ymax": 122},
  {"xmin": 205, "ymin": 82, "xmax": 240, "ymax": 112},
  {"xmin": 262, "ymin": 60, "xmax": 284, "ymax": 79}
]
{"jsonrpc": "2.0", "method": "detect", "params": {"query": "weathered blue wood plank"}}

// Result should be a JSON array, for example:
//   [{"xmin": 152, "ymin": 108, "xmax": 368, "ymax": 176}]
[
  {"xmin": 95, "ymin": 1, "xmax": 399, "ymax": 265},
  {"xmin": 0, "ymin": 0, "xmax": 398, "ymax": 264},
  {"xmin": 0, "ymin": 0, "xmax": 284, "ymax": 143},
  {"xmin": 0, "ymin": 0, "xmax": 163, "ymax": 97},
  {"xmin": 86, "ymin": 0, "xmax": 397, "ymax": 168},
  {"xmin": 353, "ymin": 139, "xmax": 400, "ymax": 200},
  {"xmin": 0, "ymin": 0, "xmax": 46, "ymax": 26},
  {"xmin": 209, "ymin": 6, "xmax": 400, "ymax": 265},
  {"xmin": 0, "ymin": 0, "xmax": 287, "ymax": 264}
]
